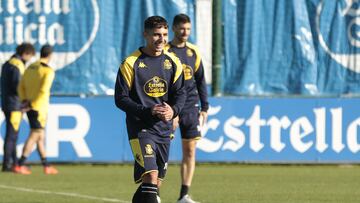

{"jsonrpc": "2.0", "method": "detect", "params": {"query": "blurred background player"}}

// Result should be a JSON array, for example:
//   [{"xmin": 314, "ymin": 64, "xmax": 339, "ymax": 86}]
[
  {"xmin": 1, "ymin": 43, "xmax": 35, "ymax": 172},
  {"xmin": 14, "ymin": 45, "xmax": 58, "ymax": 175},
  {"xmin": 115, "ymin": 16, "xmax": 186, "ymax": 203},
  {"xmin": 165, "ymin": 14, "xmax": 209, "ymax": 203}
]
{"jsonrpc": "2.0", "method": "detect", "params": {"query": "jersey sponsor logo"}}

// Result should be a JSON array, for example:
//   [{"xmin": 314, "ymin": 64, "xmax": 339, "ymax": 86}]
[
  {"xmin": 0, "ymin": 0, "xmax": 100, "ymax": 71},
  {"xmin": 163, "ymin": 59, "xmax": 172, "ymax": 70},
  {"xmin": 183, "ymin": 64, "xmax": 193, "ymax": 80},
  {"xmin": 186, "ymin": 48, "xmax": 193, "ymax": 57},
  {"xmin": 316, "ymin": 1, "xmax": 360, "ymax": 73},
  {"xmin": 138, "ymin": 61, "xmax": 147, "ymax": 68},
  {"xmin": 144, "ymin": 76, "xmax": 168, "ymax": 97}
]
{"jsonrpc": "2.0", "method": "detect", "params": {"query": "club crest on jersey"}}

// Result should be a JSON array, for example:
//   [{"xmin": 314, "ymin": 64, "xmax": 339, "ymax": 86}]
[
  {"xmin": 186, "ymin": 49, "xmax": 193, "ymax": 57},
  {"xmin": 183, "ymin": 64, "xmax": 193, "ymax": 80},
  {"xmin": 163, "ymin": 59, "xmax": 172, "ymax": 70},
  {"xmin": 144, "ymin": 76, "xmax": 168, "ymax": 97},
  {"xmin": 145, "ymin": 144, "xmax": 154, "ymax": 156},
  {"xmin": 138, "ymin": 61, "xmax": 147, "ymax": 68}
]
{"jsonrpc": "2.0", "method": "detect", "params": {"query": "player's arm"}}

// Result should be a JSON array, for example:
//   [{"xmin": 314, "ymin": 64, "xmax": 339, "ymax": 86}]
[
  {"xmin": 168, "ymin": 58, "xmax": 186, "ymax": 118},
  {"xmin": 194, "ymin": 57, "xmax": 209, "ymax": 113},
  {"xmin": 114, "ymin": 62, "xmax": 154, "ymax": 119},
  {"xmin": 31, "ymin": 69, "xmax": 55, "ymax": 108},
  {"xmin": 8, "ymin": 65, "xmax": 21, "ymax": 96}
]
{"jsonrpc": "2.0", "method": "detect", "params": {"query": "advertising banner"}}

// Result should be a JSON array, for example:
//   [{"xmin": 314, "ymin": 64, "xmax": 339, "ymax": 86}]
[{"xmin": 1, "ymin": 97, "xmax": 359, "ymax": 163}]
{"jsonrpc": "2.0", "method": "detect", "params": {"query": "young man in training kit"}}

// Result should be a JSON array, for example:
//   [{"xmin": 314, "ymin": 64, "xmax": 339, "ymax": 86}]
[
  {"xmin": 165, "ymin": 14, "xmax": 209, "ymax": 203},
  {"xmin": 14, "ymin": 45, "xmax": 58, "ymax": 175},
  {"xmin": 114, "ymin": 16, "xmax": 186, "ymax": 203},
  {"xmin": 1, "ymin": 43, "xmax": 35, "ymax": 172}
]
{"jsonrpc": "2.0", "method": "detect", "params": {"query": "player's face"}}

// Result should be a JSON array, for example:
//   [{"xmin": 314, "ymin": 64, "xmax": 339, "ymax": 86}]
[
  {"xmin": 173, "ymin": 22, "xmax": 191, "ymax": 43},
  {"xmin": 21, "ymin": 53, "xmax": 34, "ymax": 63},
  {"xmin": 144, "ymin": 26, "xmax": 168, "ymax": 53}
]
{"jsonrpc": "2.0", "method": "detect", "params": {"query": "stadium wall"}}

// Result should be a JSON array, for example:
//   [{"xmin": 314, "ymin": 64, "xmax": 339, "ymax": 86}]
[{"xmin": 1, "ymin": 96, "xmax": 359, "ymax": 163}]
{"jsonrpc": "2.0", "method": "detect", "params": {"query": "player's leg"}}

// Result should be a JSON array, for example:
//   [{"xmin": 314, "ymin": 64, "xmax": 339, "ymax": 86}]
[
  {"xmin": 2, "ymin": 111, "xmax": 21, "ymax": 172},
  {"xmin": 18, "ymin": 110, "xmax": 42, "ymax": 167},
  {"xmin": 130, "ymin": 136, "xmax": 159, "ymax": 203},
  {"xmin": 156, "ymin": 141, "xmax": 170, "ymax": 203},
  {"xmin": 178, "ymin": 109, "xmax": 201, "ymax": 203},
  {"xmin": 180, "ymin": 139, "xmax": 197, "ymax": 191},
  {"xmin": 36, "ymin": 110, "xmax": 57, "ymax": 174}
]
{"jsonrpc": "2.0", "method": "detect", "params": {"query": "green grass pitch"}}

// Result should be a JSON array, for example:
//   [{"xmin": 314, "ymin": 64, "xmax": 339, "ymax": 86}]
[{"xmin": 0, "ymin": 164, "xmax": 359, "ymax": 203}]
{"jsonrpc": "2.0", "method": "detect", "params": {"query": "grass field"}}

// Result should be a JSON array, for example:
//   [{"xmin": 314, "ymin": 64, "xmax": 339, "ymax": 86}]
[{"xmin": 0, "ymin": 164, "xmax": 359, "ymax": 203}]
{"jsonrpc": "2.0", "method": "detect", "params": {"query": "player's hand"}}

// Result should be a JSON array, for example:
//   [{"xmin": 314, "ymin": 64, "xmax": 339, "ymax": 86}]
[
  {"xmin": 173, "ymin": 116, "xmax": 179, "ymax": 131},
  {"xmin": 151, "ymin": 104, "xmax": 166, "ymax": 116},
  {"xmin": 199, "ymin": 111, "xmax": 208, "ymax": 127},
  {"xmin": 151, "ymin": 103, "xmax": 173, "ymax": 121},
  {"xmin": 159, "ymin": 102, "xmax": 174, "ymax": 121},
  {"xmin": 20, "ymin": 100, "xmax": 31, "ymax": 112}
]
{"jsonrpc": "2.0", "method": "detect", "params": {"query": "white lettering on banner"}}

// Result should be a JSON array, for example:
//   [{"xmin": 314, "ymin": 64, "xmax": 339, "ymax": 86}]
[
  {"xmin": 267, "ymin": 116, "xmax": 290, "ymax": 152},
  {"xmin": 222, "ymin": 116, "xmax": 245, "ymax": 152},
  {"xmin": 331, "ymin": 108, "xmax": 345, "ymax": 153},
  {"xmin": 314, "ymin": 108, "xmax": 327, "ymax": 152},
  {"xmin": 0, "ymin": 0, "xmax": 69, "ymax": 45},
  {"xmin": 0, "ymin": 0, "xmax": 100, "ymax": 71},
  {"xmin": 245, "ymin": 106, "xmax": 266, "ymax": 152},
  {"xmin": 290, "ymin": 117, "xmax": 314, "ymax": 153},
  {"xmin": 0, "ymin": 104, "xmax": 92, "ymax": 158},
  {"xmin": 199, "ymin": 105, "xmax": 360, "ymax": 154},
  {"xmin": 46, "ymin": 104, "xmax": 92, "ymax": 158},
  {"xmin": 197, "ymin": 106, "xmax": 224, "ymax": 152},
  {"xmin": 347, "ymin": 118, "xmax": 360, "ymax": 153}
]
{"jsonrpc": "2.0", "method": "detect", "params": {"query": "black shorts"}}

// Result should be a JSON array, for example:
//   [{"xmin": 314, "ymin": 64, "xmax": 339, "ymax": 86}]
[
  {"xmin": 27, "ymin": 110, "xmax": 46, "ymax": 129},
  {"xmin": 179, "ymin": 108, "xmax": 201, "ymax": 140},
  {"xmin": 129, "ymin": 132, "xmax": 170, "ymax": 183}
]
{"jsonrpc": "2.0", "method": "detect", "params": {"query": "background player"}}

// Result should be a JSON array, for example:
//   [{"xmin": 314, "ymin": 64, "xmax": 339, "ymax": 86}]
[
  {"xmin": 115, "ymin": 16, "xmax": 186, "ymax": 203},
  {"xmin": 165, "ymin": 14, "xmax": 209, "ymax": 203},
  {"xmin": 1, "ymin": 43, "xmax": 35, "ymax": 172},
  {"xmin": 14, "ymin": 45, "xmax": 58, "ymax": 175}
]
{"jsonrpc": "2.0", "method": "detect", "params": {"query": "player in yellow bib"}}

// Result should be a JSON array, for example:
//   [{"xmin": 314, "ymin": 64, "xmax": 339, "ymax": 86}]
[{"xmin": 14, "ymin": 45, "xmax": 58, "ymax": 175}]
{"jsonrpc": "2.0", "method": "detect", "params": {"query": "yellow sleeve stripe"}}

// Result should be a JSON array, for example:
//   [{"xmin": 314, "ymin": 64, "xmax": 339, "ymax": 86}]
[
  {"xmin": 120, "ymin": 50, "xmax": 141, "ymax": 89},
  {"xmin": 186, "ymin": 42, "xmax": 202, "ymax": 72},
  {"xmin": 9, "ymin": 57, "xmax": 25, "ymax": 74},
  {"xmin": 165, "ymin": 51, "xmax": 183, "ymax": 84},
  {"xmin": 164, "ymin": 43, "xmax": 171, "ymax": 52}
]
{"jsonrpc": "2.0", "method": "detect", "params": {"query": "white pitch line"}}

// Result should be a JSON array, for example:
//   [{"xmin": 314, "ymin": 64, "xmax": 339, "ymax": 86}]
[{"xmin": 0, "ymin": 184, "xmax": 130, "ymax": 203}]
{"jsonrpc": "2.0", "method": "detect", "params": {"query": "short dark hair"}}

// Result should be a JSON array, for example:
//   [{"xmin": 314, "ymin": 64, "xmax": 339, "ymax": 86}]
[
  {"xmin": 40, "ymin": 45, "xmax": 53, "ymax": 58},
  {"xmin": 172, "ymin": 14, "xmax": 191, "ymax": 27},
  {"xmin": 16, "ymin": 43, "xmax": 35, "ymax": 56},
  {"xmin": 144, "ymin": 16, "xmax": 168, "ymax": 31}
]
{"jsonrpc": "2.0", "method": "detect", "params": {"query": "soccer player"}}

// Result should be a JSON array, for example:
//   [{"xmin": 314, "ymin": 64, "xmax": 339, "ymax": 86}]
[
  {"xmin": 14, "ymin": 45, "xmax": 58, "ymax": 175},
  {"xmin": 165, "ymin": 14, "xmax": 209, "ymax": 203},
  {"xmin": 114, "ymin": 16, "xmax": 186, "ymax": 203},
  {"xmin": 1, "ymin": 43, "xmax": 35, "ymax": 172}
]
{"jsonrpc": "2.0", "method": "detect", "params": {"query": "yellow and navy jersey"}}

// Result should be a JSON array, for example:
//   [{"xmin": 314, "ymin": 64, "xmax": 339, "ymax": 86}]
[
  {"xmin": 1, "ymin": 55, "xmax": 25, "ymax": 112},
  {"xmin": 165, "ymin": 42, "xmax": 209, "ymax": 112},
  {"xmin": 114, "ymin": 48, "xmax": 186, "ymax": 141},
  {"xmin": 18, "ymin": 60, "xmax": 55, "ymax": 112}
]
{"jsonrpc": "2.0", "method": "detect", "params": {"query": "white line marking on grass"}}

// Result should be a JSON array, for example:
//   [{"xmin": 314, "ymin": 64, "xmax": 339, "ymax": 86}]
[{"xmin": 0, "ymin": 184, "xmax": 130, "ymax": 203}]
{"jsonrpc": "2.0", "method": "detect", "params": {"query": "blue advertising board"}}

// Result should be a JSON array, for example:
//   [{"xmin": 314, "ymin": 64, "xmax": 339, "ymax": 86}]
[{"xmin": 1, "ymin": 97, "xmax": 359, "ymax": 163}]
